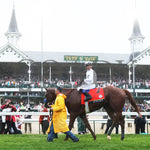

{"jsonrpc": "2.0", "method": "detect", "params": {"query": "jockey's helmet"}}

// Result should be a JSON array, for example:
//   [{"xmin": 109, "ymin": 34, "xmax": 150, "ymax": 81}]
[{"xmin": 85, "ymin": 62, "xmax": 92, "ymax": 67}]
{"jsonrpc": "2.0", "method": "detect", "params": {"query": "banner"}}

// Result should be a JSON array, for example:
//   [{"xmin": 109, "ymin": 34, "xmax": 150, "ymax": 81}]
[{"xmin": 64, "ymin": 55, "xmax": 98, "ymax": 62}]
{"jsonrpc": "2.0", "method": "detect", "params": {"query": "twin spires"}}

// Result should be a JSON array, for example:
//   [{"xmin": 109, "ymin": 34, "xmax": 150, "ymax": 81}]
[
  {"xmin": 129, "ymin": 19, "xmax": 144, "ymax": 40},
  {"xmin": 129, "ymin": 19, "xmax": 145, "ymax": 52},
  {"xmin": 5, "ymin": 4, "xmax": 21, "ymax": 47},
  {"xmin": 3, "ymin": 2, "xmax": 146, "ymax": 52}
]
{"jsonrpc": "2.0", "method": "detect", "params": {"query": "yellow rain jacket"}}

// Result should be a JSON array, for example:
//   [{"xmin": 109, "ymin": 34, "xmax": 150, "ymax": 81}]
[{"xmin": 47, "ymin": 93, "xmax": 69, "ymax": 133}]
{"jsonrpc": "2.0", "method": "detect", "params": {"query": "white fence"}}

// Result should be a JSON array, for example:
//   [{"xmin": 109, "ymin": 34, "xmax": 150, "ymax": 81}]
[
  {"xmin": 0, "ymin": 111, "xmax": 150, "ymax": 116},
  {"xmin": 0, "ymin": 112, "xmax": 150, "ymax": 134}
]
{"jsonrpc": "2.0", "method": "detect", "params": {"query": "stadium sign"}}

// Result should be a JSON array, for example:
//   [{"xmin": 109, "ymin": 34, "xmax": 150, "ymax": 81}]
[{"xmin": 64, "ymin": 55, "xmax": 98, "ymax": 62}]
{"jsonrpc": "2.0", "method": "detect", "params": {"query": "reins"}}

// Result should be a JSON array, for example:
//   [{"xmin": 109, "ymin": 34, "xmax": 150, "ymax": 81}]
[{"xmin": 65, "ymin": 89, "xmax": 75, "ymax": 96}]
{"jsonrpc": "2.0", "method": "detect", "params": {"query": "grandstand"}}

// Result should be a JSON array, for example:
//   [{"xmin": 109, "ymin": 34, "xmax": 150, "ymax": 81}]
[{"xmin": 1, "ymin": 4, "xmax": 150, "ymax": 104}]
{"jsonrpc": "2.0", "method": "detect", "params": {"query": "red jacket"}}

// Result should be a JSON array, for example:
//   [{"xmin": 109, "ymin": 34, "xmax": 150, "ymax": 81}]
[
  {"xmin": 39, "ymin": 107, "xmax": 50, "ymax": 124},
  {"xmin": 1, "ymin": 104, "xmax": 17, "ymax": 121}
]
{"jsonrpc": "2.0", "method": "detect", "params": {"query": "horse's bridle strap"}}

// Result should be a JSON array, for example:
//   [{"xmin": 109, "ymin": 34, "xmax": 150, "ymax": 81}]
[{"xmin": 66, "ymin": 89, "xmax": 74, "ymax": 96}]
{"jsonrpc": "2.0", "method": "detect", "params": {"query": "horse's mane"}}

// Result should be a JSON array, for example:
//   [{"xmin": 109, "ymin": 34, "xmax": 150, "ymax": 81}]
[
  {"xmin": 46, "ymin": 88, "xmax": 76, "ymax": 95},
  {"xmin": 46, "ymin": 88, "xmax": 55, "ymax": 93}
]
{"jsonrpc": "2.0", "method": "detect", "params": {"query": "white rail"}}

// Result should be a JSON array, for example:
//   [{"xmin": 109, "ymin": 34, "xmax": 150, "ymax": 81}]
[
  {"xmin": 0, "ymin": 112, "xmax": 150, "ymax": 134},
  {"xmin": 16, "ymin": 118, "xmax": 150, "ymax": 134},
  {"xmin": 0, "ymin": 112, "xmax": 150, "ymax": 116}
]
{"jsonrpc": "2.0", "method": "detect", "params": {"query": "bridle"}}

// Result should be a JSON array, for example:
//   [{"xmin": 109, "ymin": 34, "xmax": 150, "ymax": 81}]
[{"xmin": 65, "ymin": 89, "xmax": 75, "ymax": 96}]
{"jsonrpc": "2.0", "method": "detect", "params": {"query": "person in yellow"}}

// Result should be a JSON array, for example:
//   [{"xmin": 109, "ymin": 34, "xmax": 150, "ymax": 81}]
[{"xmin": 47, "ymin": 87, "xmax": 79, "ymax": 142}]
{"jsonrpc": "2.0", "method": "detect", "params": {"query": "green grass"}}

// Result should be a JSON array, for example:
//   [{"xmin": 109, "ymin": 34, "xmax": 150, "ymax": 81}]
[{"xmin": 0, "ymin": 134, "xmax": 150, "ymax": 150}]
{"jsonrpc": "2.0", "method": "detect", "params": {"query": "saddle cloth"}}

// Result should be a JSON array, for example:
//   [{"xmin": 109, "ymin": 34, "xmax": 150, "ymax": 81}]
[{"xmin": 81, "ymin": 87, "xmax": 105, "ymax": 105}]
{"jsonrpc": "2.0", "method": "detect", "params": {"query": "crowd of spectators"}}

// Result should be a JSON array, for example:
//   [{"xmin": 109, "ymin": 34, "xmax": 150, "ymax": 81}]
[
  {"xmin": 124, "ymin": 103, "xmax": 149, "ymax": 134},
  {"xmin": 0, "ymin": 100, "xmax": 50, "ymax": 135},
  {"xmin": 123, "ymin": 103, "xmax": 150, "ymax": 113},
  {"xmin": 0, "ymin": 100, "xmax": 23, "ymax": 134},
  {"xmin": 1, "ymin": 77, "xmax": 150, "ymax": 89},
  {"xmin": 97, "ymin": 79, "xmax": 150, "ymax": 89},
  {"xmin": 0, "ymin": 79, "xmax": 41, "ymax": 88}
]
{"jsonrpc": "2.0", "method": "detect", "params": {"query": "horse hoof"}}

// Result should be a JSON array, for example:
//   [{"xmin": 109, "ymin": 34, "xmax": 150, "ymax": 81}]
[
  {"xmin": 64, "ymin": 138, "xmax": 68, "ymax": 141},
  {"xmin": 107, "ymin": 136, "xmax": 111, "ymax": 141},
  {"xmin": 121, "ymin": 137, "xmax": 124, "ymax": 141}
]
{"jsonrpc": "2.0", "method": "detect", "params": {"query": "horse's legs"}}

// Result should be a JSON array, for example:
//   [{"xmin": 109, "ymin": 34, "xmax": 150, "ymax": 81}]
[
  {"xmin": 107, "ymin": 112, "xmax": 125, "ymax": 141},
  {"xmin": 107, "ymin": 122, "xmax": 115, "ymax": 138},
  {"xmin": 104, "ymin": 108, "xmax": 116, "ymax": 140},
  {"xmin": 64, "ymin": 113, "xmax": 78, "ymax": 141},
  {"xmin": 119, "ymin": 114, "xmax": 125, "ymax": 140},
  {"xmin": 80, "ymin": 115, "xmax": 96, "ymax": 140}
]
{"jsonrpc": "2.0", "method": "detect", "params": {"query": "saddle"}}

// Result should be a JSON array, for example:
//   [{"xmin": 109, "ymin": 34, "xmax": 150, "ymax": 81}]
[{"xmin": 81, "ymin": 87, "xmax": 105, "ymax": 105}]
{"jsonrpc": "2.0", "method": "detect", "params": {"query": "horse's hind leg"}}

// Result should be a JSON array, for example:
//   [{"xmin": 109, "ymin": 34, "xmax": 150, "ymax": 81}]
[
  {"xmin": 107, "ymin": 122, "xmax": 115, "ymax": 140},
  {"xmin": 119, "ymin": 114, "xmax": 125, "ymax": 140},
  {"xmin": 105, "ymin": 108, "xmax": 116, "ymax": 140},
  {"xmin": 80, "ymin": 115, "xmax": 96, "ymax": 140},
  {"xmin": 64, "ymin": 113, "xmax": 78, "ymax": 141},
  {"xmin": 107, "ymin": 112, "xmax": 125, "ymax": 141}
]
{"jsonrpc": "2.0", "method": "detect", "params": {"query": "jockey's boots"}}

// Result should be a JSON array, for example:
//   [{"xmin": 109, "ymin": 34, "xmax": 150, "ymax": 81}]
[{"xmin": 84, "ymin": 92, "xmax": 92, "ymax": 102}]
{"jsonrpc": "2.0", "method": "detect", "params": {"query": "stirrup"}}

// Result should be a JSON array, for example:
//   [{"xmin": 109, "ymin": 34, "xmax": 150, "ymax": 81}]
[{"xmin": 85, "ymin": 102, "xmax": 89, "ymax": 113}]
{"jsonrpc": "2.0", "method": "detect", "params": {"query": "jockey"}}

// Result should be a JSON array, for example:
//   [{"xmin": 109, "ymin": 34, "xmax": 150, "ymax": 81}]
[{"xmin": 78, "ymin": 62, "xmax": 97, "ymax": 102}]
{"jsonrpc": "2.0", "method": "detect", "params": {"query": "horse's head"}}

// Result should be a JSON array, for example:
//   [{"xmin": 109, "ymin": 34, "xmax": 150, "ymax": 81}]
[{"xmin": 45, "ymin": 88, "xmax": 57, "ymax": 108}]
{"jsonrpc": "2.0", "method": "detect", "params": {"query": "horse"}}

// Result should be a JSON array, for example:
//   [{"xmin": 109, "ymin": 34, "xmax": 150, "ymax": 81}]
[{"xmin": 45, "ymin": 86, "xmax": 141, "ymax": 141}]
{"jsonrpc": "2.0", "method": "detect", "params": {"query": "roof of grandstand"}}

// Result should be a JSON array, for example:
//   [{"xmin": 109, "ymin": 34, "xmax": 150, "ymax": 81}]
[
  {"xmin": 0, "ymin": 43, "xmax": 130, "ymax": 64},
  {"xmin": 24, "ymin": 51, "xmax": 130, "ymax": 64}
]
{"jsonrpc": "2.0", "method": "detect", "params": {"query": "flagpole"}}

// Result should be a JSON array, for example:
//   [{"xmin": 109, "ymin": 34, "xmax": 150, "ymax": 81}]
[{"xmin": 41, "ymin": 17, "xmax": 44, "ymax": 93}]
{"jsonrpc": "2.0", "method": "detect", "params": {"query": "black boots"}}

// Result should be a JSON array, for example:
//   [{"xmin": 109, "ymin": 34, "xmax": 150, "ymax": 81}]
[{"xmin": 83, "ymin": 92, "xmax": 92, "ymax": 102}]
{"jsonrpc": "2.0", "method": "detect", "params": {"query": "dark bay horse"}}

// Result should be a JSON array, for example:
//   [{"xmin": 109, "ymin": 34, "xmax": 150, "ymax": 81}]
[{"xmin": 45, "ymin": 86, "xmax": 141, "ymax": 141}]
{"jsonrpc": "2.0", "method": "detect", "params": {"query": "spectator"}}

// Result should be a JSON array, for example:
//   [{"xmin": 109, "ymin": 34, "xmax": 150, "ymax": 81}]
[
  {"xmin": 24, "ymin": 108, "xmax": 32, "ymax": 133},
  {"xmin": 0, "ymin": 108, "xmax": 2, "ymax": 133},
  {"xmin": 10, "ymin": 114, "xmax": 19, "ymax": 134},
  {"xmin": 101, "ymin": 115, "xmax": 108, "ymax": 130},
  {"xmin": 105, "ymin": 118, "xmax": 119, "ymax": 135},
  {"xmin": 20, "ymin": 102, "xmax": 25, "ymax": 110},
  {"xmin": 0, "ymin": 100, "xmax": 17, "ymax": 134},
  {"xmin": 39, "ymin": 105, "xmax": 50, "ymax": 134},
  {"xmin": 15, "ymin": 115, "xmax": 23, "ymax": 134},
  {"xmin": 37, "ymin": 103, "xmax": 42, "ymax": 111},
  {"xmin": 126, "ymin": 105, "xmax": 132, "ymax": 127},
  {"xmin": 134, "ymin": 110, "xmax": 146, "ymax": 134},
  {"xmin": 77, "ymin": 116, "xmax": 86, "ymax": 134}
]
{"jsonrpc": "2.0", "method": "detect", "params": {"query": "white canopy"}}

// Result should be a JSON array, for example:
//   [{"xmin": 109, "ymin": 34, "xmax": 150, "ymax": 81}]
[
  {"xmin": 0, "ymin": 43, "xmax": 31, "ymax": 62},
  {"xmin": 128, "ymin": 46, "xmax": 150, "ymax": 66}
]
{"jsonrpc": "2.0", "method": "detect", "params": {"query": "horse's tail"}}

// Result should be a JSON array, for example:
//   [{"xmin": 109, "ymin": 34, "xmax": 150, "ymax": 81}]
[{"xmin": 123, "ymin": 89, "xmax": 142, "ymax": 117}]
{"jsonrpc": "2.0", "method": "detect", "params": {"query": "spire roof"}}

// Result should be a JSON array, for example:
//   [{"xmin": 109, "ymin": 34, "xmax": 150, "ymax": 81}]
[
  {"xmin": 129, "ymin": 19, "xmax": 144, "ymax": 40},
  {"xmin": 6, "ymin": 7, "xmax": 21, "ymax": 35}
]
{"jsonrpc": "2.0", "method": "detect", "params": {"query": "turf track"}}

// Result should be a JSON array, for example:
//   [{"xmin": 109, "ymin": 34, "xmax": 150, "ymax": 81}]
[{"xmin": 0, "ymin": 134, "xmax": 149, "ymax": 150}]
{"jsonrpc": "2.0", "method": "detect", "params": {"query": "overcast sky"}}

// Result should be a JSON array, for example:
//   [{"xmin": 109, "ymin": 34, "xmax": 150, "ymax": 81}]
[{"xmin": 0, "ymin": 0, "xmax": 149, "ymax": 54}]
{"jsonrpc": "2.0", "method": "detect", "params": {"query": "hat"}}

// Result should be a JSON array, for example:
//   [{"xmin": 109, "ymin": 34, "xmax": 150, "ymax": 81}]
[
  {"xmin": 85, "ymin": 62, "xmax": 92, "ymax": 67},
  {"xmin": 6, "ymin": 100, "xmax": 11, "ymax": 103},
  {"xmin": 55, "ymin": 87, "xmax": 62, "ymax": 92},
  {"xmin": 44, "ymin": 99, "xmax": 47, "ymax": 102}
]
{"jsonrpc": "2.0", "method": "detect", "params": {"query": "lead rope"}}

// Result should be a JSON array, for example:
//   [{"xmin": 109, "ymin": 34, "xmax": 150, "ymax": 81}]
[
  {"xmin": 49, "ymin": 109, "xmax": 53, "ymax": 121},
  {"xmin": 65, "ymin": 89, "xmax": 74, "ymax": 96},
  {"xmin": 48, "ymin": 102, "xmax": 54, "ymax": 121}
]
